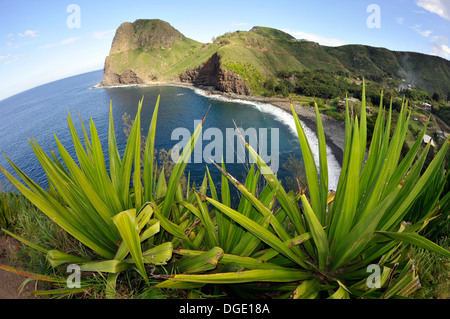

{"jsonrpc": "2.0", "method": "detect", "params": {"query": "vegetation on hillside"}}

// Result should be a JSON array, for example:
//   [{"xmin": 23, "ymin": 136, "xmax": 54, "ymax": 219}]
[{"xmin": 103, "ymin": 20, "xmax": 450, "ymax": 104}]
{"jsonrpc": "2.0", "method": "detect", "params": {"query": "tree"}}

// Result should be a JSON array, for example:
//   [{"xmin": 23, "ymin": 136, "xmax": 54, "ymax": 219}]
[{"xmin": 432, "ymin": 91, "xmax": 442, "ymax": 102}]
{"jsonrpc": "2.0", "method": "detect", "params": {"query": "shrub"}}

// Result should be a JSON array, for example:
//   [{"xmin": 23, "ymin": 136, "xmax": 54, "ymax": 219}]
[{"xmin": 0, "ymin": 191, "xmax": 20, "ymax": 229}]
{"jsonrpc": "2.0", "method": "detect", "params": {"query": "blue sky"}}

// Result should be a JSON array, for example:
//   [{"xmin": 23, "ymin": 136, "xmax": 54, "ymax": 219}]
[{"xmin": 1, "ymin": 0, "xmax": 449, "ymax": 100}]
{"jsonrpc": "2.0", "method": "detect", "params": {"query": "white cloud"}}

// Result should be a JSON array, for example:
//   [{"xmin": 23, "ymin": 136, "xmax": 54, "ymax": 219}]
[
  {"xmin": 416, "ymin": 0, "xmax": 450, "ymax": 20},
  {"xmin": 395, "ymin": 17, "xmax": 405, "ymax": 24},
  {"xmin": 38, "ymin": 43, "xmax": 56, "ymax": 49},
  {"xmin": 433, "ymin": 35, "xmax": 448, "ymax": 42},
  {"xmin": 3, "ymin": 54, "xmax": 23, "ymax": 65},
  {"xmin": 282, "ymin": 29, "xmax": 345, "ymax": 47},
  {"xmin": 92, "ymin": 30, "xmax": 116, "ymax": 39},
  {"xmin": 5, "ymin": 41, "xmax": 19, "ymax": 49},
  {"xmin": 232, "ymin": 22, "xmax": 250, "ymax": 27},
  {"xmin": 430, "ymin": 36, "xmax": 450, "ymax": 59},
  {"xmin": 431, "ymin": 42, "xmax": 450, "ymax": 58},
  {"xmin": 39, "ymin": 37, "xmax": 80, "ymax": 49},
  {"xmin": 420, "ymin": 30, "xmax": 433, "ymax": 37},
  {"xmin": 411, "ymin": 24, "xmax": 433, "ymax": 37},
  {"xmin": 60, "ymin": 37, "xmax": 80, "ymax": 45},
  {"xmin": 18, "ymin": 30, "xmax": 38, "ymax": 37}
]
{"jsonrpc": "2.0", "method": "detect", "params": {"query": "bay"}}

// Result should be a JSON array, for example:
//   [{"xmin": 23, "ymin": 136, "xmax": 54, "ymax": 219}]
[{"xmin": 0, "ymin": 70, "xmax": 339, "ymax": 203}]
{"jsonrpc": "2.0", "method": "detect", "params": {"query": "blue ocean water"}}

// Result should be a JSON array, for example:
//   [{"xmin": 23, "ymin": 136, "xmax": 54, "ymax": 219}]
[{"xmin": 0, "ymin": 70, "xmax": 324, "ymax": 196}]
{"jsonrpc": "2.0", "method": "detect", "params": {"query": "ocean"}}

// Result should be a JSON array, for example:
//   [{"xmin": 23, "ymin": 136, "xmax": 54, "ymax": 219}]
[{"xmin": 0, "ymin": 70, "xmax": 340, "ymax": 198}]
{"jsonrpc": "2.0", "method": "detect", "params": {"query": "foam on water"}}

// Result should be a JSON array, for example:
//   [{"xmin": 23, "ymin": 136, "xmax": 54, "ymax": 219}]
[
  {"xmin": 193, "ymin": 88, "xmax": 341, "ymax": 191},
  {"xmin": 91, "ymin": 83, "xmax": 138, "ymax": 89}
]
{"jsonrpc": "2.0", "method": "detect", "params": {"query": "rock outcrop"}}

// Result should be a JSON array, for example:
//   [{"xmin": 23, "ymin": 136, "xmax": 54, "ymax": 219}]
[
  {"xmin": 179, "ymin": 53, "xmax": 250, "ymax": 95},
  {"xmin": 100, "ymin": 19, "xmax": 192, "ymax": 86},
  {"xmin": 100, "ymin": 19, "xmax": 250, "ymax": 94},
  {"xmin": 101, "ymin": 59, "xmax": 144, "ymax": 86}
]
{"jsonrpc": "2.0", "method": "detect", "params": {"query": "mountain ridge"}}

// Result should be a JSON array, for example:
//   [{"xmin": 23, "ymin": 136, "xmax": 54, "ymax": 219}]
[{"xmin": 101, "ymin": 19, "xmax": 450, "ymax": 98}]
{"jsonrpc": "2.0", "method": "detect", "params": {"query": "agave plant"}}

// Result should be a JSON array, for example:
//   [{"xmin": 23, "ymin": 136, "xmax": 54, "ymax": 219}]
[
  {"xmin": 0, "ymin": 96, "xmax": 201, "ymax": 296},
  {"xmin": 155, "ymin": 84, "xmax": 450, "ymax": 298}
]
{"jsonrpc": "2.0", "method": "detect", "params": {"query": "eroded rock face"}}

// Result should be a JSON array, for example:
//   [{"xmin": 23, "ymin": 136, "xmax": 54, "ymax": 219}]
[
  {"xmin": 109, "ymin": 22, "xmax": 137, "ymax": 55},
  {"xmin": 101, "ymin": 61, "xmax": 144, "ymax": 86},
  {"xmin": 180, "ymin": 53, "xmax": 250, "ymax": 95},
  {"xmin": 100, "ymin": 56, "xmax": 119, "ymax": 86},
  {"xmin": 118, "ymin": 69, "xmax": 144, "ymax": 84}
]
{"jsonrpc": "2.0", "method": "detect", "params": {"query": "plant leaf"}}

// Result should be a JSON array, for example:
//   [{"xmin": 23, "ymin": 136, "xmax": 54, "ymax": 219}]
[
  {"xmin": 112, "ymin": 209, "xmax": 148, "ymax": 283},
  {"xmin": 376, "ymin": 231, "xmax": 450, "ymax": 257}
]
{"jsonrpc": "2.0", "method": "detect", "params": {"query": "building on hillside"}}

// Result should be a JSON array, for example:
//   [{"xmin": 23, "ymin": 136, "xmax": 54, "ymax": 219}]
[
  {"xmin": 422, "ymin": 102, "xmax": 432, "ymax": 110},
  {"xmin": 422, "ymin": 134, "xmax": 436, "ymax": 147}
]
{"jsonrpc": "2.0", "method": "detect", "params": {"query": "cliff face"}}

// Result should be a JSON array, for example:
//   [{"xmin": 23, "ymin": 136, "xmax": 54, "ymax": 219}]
[
  {"xmin": 179, "ymin": 53, "xmax": 249, "ymax": 95},
  {"xmin": 101, "ymin": 19, "xmax": 202, "ymax": 87},
  {"xmin": 102, "ymin": 58, "xmax": 145, "ymax": 86},
  {"xmin": 109, "ymin": 22, "xmax": 136, "ymax": 55},
  {"xmin": 101, "ymin": 21, "xmax": 143, "ymax": 86}
]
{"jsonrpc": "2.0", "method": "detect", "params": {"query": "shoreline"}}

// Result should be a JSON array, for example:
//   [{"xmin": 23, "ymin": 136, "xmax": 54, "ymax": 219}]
[
  {"xmin": 207, "ymin": 90, "xmax": 346, "ymax": 167},
  {"xmin": 94, "ymin": 81, "xmax": 346, "ymax": 166}
]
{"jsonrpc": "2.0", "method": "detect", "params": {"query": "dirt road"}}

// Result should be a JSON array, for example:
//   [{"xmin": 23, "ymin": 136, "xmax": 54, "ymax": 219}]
[{"xmin": 0, "ymin": 236, "xmax": 39, "ymax": 299}]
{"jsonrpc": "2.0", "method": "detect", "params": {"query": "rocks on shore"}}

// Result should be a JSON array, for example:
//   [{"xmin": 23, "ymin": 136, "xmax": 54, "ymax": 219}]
[{"xmin": 179, "ymin": 53, "xmax": 249, "ymax": 96}]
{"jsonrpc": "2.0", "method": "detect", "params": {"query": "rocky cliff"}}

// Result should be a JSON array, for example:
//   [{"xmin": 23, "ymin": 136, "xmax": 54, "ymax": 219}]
[
  {"xmin": 179, "ymin": 53, "xmax": 249, "ymax": 95},
  {"xmin": 101, "ymin": 19, "xmax": 200, "ymax": 86}
]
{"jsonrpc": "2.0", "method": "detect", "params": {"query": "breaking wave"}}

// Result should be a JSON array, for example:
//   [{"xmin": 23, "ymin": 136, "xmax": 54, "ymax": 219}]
[{"xmin": 192, "ymin": 88, "xmax": 341, "ymax": 191}]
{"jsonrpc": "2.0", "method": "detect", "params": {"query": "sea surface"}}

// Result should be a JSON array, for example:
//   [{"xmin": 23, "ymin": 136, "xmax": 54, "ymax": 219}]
[{"xmin": 0, "ymin": 70, "xmax": 340, "ymax": 201}]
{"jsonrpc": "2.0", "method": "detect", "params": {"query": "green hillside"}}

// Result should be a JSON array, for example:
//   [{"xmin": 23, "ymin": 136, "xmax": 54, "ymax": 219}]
[
  {"xmin": 213, "ymin": 30, "xmax": 308, "ymax": 93},
  {"xmin": 395, "ymin": 51, "xmax": 450, "ymax": 95},
  {"xmin": 324, "ymin": 45, "xmax": 402, "ymax": 80},
  {"xmin": 251, "ymin": 26, "xmax": 345, "ymax": 72},
  {"xmin": 103, "ymin": 19, "xmax": 206, "ymax": 83},
  {"xmin": 101, "ymin": 19, "xmax": 450, "ymax": 99}
]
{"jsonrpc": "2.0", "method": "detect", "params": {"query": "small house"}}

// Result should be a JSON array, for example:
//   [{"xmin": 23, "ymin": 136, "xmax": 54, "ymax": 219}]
[
  {"xmin": 423, "ymin": 134, "xmax": 436, "ymax": 147},
  {"xmin": 422, "ymin": 102, "xmax": 432, "ymax": 109}
]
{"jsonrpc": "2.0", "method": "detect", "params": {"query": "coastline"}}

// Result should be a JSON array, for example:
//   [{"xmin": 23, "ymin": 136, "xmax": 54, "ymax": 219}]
[
  {"xmin": 208, "ymin": 90, "xmax": 346, "ymax": 167},
  {"xmin": 94, "ymin": 81, "xmax": 346, "ymax": 166}
]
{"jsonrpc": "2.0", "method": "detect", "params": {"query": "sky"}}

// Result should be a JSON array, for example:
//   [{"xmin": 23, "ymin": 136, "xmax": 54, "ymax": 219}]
[{"xmin": 0, "ymin": 0, "xmax": 449, "ymax": 101}]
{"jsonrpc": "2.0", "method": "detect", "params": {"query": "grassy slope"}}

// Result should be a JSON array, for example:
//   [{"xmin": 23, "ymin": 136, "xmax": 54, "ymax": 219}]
[
  {"xmin": 108, "ymin": 41, "xmax": 206, "ymax": 81},
  {"xmin": 214, "ymin": 30, "xmax": 308, "ymax": 92},
  {"xmin": 216, "ymin": 29, "xmax": 308, "ymax": 74},
  {"xmin": 324, "ymin": 45, "xmax": 402, "ymax": 79},
  {"xmin": 251, "ymin": 26, "xmax": 345, "ymax": 72}
]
